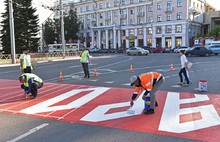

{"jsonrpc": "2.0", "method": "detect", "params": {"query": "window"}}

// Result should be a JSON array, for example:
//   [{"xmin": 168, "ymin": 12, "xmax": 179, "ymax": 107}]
[
  {"xmin": 130, "ymin": 0, "xmax": 134, "ymax": 4},
  {"xmin": 156, "ymin": 26, "xmax": 162, "ymax": 34},
  {"xmin": 138, "ymin": 29, "xmax": 143, "ymax": 35},
  {"xmin": 130, "ymin": 19, "xmax": 134, "ymax": 25},
  {"xmin": 138, "ymin": 7, "xmax": 144, "ymax": 13},
  {"xmin": 138, "ymin": 18, "xmax": 143, "ymax": 24},
  {"xmin": 86, "ymin": 5, "xmax": 89, "ymax": 11},
  {"xmin": 99, "ymin": 3, "xmax": 103, "ymax": 9},
  {"xmin": 106, "ymin": 21, "xmax": 111, "ymax": 26},
  {"xmin": 149, "ymin": 17, "xmax": 153, "ymax": 23},
  {"xmin": 122, "ymin": 0, "xmax": 126, "ymax": 5},
  {"xmin": 157, "ymin": 15, "xmax": 162, "ymax": 22},
  {"xmin": 129, "ymin": 29, "xmax": 134, "ymax": 35},
  {"xmin": 166, "ymin": 25, "xmax": 172, "ymax": 33},
  {"xmin": 167, "ymin": 14, "xmax": 171, "ymax": 21},
  {"xmin": 130, "ymin": 8, "xmax": 134, "ymax": 14},
  {"xmin": 93, "ymin": 4, "xmax": 96, "ymax": 10},
  {"xmin": 177, "ymin": 0, "xmax": 182, "ymax": 7},
  {"xmin": 80, "ymin": 7, "xmax": 83, "ymax": 12},
  {"xmin": 157, "ymin": 3, "xmax": 162, "ymax": 10},
  {"xmin": 122, "ymin": 20, "xmax": 126, "ymax": 26},
  {"xmin": 148, "ymin": 28, "xmax": 152, "ymax": 34},
  {"xmin": 167, "ymin": 1, "xmax": 172, "ymax": 8},
  {"xmin": 177, "ymin": 12, "xmax": 182, "ymax": 20},
  {"xmin": 149, "ymin": 5, "xmax": 153, "ymax": 12},
  {"xmin": 114, "ymin": 11, "xmax": 118, "ymax": 17},
  {"xmin": 106, "ymin": 11, "xmax": 111, "ymax": 18},
  {"xmin": 139, "ymin": 0, "xmax": 143, "ymax": 2},
  {"xmin": 100, "ymin": 13, "xmax": 103, "ymax": 19},
  {"xmin": 106, "ymin": 2, "xmax": 110, "ymax": 8},
  {"xmin": 114, "ymin": 1, "xmax": 118, "ymax": 7},
  {"xmin": 176, "ymin": 25, "xmax": 182, "ymax": 33}
]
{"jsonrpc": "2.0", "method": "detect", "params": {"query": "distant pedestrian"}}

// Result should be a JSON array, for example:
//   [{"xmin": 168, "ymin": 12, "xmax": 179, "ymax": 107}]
[
  {"xmin": 19, "ymin": 73, "xmax": 43, "ymax": 99},
  {"xmin": 20, "ymin": 48, "xmax": 34, "ymax": 73},
  {"xmin": 178, "ymin": 50, "xmax": 190, "ymax": 87},
  {"xmin": 80, "ymin": 46, "xmax": 90, "ymax": 78},
  {"xmin": 130, "ymin": 72, "xmax": 165, "ymax": 114}
]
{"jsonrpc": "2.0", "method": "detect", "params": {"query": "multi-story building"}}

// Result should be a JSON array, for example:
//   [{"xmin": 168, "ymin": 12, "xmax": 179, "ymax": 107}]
[{"xmin": 54, "ymin": 0, "xmax": 214, "ymax": 49}]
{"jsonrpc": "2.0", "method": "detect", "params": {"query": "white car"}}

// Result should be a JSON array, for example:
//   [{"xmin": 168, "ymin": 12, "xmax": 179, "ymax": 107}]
[
  {"xmin": 174, "ymin": 46, "xmax": 190, "ymax": 53},
  {"xmin": 126, "ymin": 47, "xmax": 149, "ymax": 55}
]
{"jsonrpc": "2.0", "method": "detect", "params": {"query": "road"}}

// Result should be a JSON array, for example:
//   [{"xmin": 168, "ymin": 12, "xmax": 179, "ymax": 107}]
[{"xmin": 0, "ymin": 53, "xmax": 220, "ymax": 142}]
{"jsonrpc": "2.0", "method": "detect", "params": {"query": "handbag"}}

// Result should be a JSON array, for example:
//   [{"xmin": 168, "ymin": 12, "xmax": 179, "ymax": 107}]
[{"xmin": 186, "ymin": 61, "xmax": 193, "ymax": 69}]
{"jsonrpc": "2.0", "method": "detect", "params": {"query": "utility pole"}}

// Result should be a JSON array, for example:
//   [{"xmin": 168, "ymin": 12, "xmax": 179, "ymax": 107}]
[
  {"xmin": 60, "ymin": 0, "xmax": 65, "ymax": 58},
  {"xmin": 8, "ymin": 0, "xmax": 16, "ymax": 64}
]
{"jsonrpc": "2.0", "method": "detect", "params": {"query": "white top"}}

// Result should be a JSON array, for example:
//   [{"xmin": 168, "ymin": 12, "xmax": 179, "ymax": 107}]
[
  {"xmin": 20, "ymin": 54, "xmax": 31, "ymax": 66},
  {"xmin": 180, "ymin": 55, "xmax": 188, "ymax": 69}
]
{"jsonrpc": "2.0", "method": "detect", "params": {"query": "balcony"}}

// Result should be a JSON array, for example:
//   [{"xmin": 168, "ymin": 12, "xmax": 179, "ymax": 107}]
[
  {"xmin": 120, "ymin": 14, "xmax": 127, "ymax": 19},
  {"xmin": 191, "ymin": 7, "xmax": 202, "ymax": 14},
  {"xmin": 137, "ymin": 12, "xmax": 145, "ymax": 17},
  {"xmin": 90, "ymin": 18, "xmax": 96, "ymax": 22},
  {"xmin": 164, "ymin": 7, "xmax": 174, "ymax": 13}
]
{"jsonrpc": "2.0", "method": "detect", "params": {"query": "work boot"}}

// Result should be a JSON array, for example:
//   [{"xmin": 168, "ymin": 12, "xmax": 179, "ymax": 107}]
[{"xmin": 144, "ymin": 109, "xmax": 154, "ymax": 114}]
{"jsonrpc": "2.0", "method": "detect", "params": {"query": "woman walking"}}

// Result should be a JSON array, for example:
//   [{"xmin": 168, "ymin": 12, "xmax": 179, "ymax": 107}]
[{"xmin": 178, "ymin": 50, "xmax": 190, "ymax": 87}]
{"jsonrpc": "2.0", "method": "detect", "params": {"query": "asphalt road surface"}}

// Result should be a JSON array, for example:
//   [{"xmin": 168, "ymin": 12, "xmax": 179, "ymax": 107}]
[{"xmin": 0, "ymin": 53, "xmax": 220, "ymax": 142}]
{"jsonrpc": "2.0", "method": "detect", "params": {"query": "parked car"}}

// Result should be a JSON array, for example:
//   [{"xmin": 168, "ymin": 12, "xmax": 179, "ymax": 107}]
[
  {"xmin": 164, "ymin": 47, "xmax": 171, "ymax": 53},
  {"xmin": 207, "ymin": 45, "xmax": 220, "ymax": 55},
  {"xmin": 116, "ymin": 48, "xmax": 127, "ymax": 53},
  {"xmin": 126, "ymin": 47, "xmax": 149, "ymax": 55},
  {"xmin": 174, "ymin": 46, "xmax": 191, "ymax": 53},
  {"xmin": 151, "ymin": 47, "xmax": 165, "ymax": 53},
  {"xmin": 89, "ymin": 48, "xmax": 100, "ymax": 53},
  {"xmin": 185, "ymin": 46, "xmax": 212, "ymax": 57}
]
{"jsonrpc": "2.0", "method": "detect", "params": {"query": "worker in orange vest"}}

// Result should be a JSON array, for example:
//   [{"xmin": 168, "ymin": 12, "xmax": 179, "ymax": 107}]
[{"xmin": 130, "ymin": 72, "xmax": 165, "ymax": 114}]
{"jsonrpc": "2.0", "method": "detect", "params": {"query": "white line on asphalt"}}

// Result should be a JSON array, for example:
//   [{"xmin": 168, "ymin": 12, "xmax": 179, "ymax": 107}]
[
  {"xmin": 7, "ymin": 123, "xmax": 49, "ymax": 142},
  {"xmin": 105, "ymin": 81, "xmax": 114, "ymax": 84}
]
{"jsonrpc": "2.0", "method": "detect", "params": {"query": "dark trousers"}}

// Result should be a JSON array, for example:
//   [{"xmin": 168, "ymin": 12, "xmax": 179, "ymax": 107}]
[
  {"xmin": 81, "ymin": 63, "xmax": 90, "ymax": 77},
  {"xmin": 24, "ymin": 66, "xmax": 31, "ymax": 73},
  {"xmin": 179, "ymin": 67, "xmax": 189, "ymax": 84},
  {"xmin": 21, "ymin": 82, "xmax": 43, "ymax": 97}
]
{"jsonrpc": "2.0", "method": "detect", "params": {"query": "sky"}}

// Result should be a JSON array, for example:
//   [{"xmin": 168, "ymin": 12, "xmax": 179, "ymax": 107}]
[{"xmin": 0, "ymin": 0, "xmax": 220, "ymax": 24}]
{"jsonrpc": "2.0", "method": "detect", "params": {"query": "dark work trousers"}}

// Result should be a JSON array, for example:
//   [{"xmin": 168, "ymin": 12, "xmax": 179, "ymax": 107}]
[
  {"xmin": 81, "ymin": 63, "xmax": 90, "ymax": 78},
  {"xmin": 21, "ymin": 82, "xmax": 43, "ymax": 98},
  {"xmin": 24, "ymin": 66, "xmax": 31, "ymax": 73},
  {"xmin": 179, "ymin": 67, "xmax": 189, "ymax": 84}
]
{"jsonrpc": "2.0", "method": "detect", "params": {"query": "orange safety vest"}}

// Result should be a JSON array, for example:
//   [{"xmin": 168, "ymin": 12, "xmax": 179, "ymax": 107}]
[{"xmin": 133, "ymin": 72, "xmax": 162, "ymax": 94}]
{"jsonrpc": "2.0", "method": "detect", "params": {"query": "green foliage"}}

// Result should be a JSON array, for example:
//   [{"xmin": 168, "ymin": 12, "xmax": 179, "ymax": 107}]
[
  {"xmin": 0, "ymin": 0, "xmax": 39, "ymax": 54},
  {"xmin": 43, "ymin": 18, "xmax": 56, "ymax": 45},
  {"xmin": 208, "ymin": 25, "xmax": 220, "ymax": 37}
]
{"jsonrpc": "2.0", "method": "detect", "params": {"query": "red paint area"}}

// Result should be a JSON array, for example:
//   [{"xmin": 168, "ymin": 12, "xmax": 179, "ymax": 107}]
[{"xmin": 0, "ymin": 79, "xmax": 220, "ymax": 142}]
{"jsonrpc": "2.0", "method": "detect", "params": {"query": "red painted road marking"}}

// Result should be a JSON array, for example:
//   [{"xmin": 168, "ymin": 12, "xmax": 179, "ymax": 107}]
[{"xmin": 0, "ymin": 79, "xmax": 220, "ymax": 142}]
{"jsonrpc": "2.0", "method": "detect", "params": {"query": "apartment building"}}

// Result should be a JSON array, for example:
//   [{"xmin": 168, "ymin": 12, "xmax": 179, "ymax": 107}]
[{"xmin": 54, "ymin": 0, "xmax": 210, "ymax": 49}]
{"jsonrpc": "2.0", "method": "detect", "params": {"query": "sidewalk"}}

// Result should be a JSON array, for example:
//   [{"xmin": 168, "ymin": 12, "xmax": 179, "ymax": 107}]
[{"xmin": 0, "ymin": 56, "xmax": 80, "ymax": 67}]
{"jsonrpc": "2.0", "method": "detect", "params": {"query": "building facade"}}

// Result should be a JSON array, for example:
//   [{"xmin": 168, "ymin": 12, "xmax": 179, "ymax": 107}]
[{"xmin": 54, "ymin": 0, "xmax": 214, "ymax": 49}]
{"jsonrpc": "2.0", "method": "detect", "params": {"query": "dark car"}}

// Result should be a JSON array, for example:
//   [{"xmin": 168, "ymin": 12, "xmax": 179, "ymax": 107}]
[
  {"xmin": 185, "ymin": 46, "xmax": 212, "ymax": 57},
  {"xmin": 151, "ymin": 47, "xmax": 165, "ymax": 53}
]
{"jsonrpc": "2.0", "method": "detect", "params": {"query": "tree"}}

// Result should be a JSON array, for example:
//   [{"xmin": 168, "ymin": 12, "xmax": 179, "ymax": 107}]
[
  {"xmin": 64, "ymin": 9, "xmax": 80, "ymax": 43},
  {"xmin": 0, "ymin": 0, "xmax": 39, "ymax": 54},
  {"xmin": 43, "ymin": 18, "xmax": 56, "ymax": 45},
  {"xmin": 209, "ymin": 25, "xmax": 220, "ymax": 38}
]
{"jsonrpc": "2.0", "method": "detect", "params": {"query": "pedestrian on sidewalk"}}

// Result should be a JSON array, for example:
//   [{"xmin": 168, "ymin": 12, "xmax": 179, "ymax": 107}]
[
  {"xmin": 130, "ymin": 72, "xmax": 165, "ymax": 114},
  {"xmin": 19, "ymin": 48, "xmax": 34, "ymax": 73},
  {"xmin": 178, "ymin": 50, "xmax": 190, "ymax": 87},
  {"xmin": 80, "ymin": 46, "xmax": 90, "ymax": 78},
  {"xmin": 19, "ymin": 73, "xmax": 43, "ymax": 99}
]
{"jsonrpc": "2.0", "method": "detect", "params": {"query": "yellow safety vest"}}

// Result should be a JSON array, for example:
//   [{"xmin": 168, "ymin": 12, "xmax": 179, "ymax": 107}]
[
  {"xmin": 80, "ymin": 50, "xmax": 89, "ymax": 63},
  {"xmin": 22, "ymin": 73, "xmax": 43, "ymax": 87}
]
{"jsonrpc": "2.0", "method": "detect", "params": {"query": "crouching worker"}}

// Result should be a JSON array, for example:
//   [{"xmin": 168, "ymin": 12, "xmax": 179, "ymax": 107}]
[
  {"xmin": 19, "ymin": 73, "xmax": 43, "ymax": 99},
  {"xmin": 130, "ymin": 72, "xmax": 165, "ymax": 114}
]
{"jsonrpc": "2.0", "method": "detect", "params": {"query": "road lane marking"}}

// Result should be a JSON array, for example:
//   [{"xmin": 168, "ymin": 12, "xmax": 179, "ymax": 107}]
[{"xmin": 7, "ymin": 123, "xmax": 49, "ymax": 142}]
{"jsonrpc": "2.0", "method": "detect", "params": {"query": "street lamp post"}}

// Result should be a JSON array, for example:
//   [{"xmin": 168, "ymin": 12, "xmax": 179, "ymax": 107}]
[
  {"xmin": 60, "ymin": 0, "xmax": 65, "ymax": 58},
  {"xmin": 8, "ymin": 0, "xmax": 16, "ymax": 64}
]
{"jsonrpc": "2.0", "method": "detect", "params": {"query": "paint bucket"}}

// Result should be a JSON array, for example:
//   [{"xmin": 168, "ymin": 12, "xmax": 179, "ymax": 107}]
[
  {"xmin": 199, "ymin": 80, "xmax": 207, "ymax": 92},
  {"xmin": 145, "ymin": 95, "xmax": 151, "ymax": 110}
]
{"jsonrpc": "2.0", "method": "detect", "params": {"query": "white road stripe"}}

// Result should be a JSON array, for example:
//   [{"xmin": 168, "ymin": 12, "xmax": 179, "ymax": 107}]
[{"xmin": 7, "ymin": 123, "xmax": 49, "ymax": 142}]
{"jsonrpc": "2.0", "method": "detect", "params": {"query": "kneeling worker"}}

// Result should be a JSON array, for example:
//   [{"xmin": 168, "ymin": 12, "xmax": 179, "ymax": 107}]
[
  {"xmin": 19, "ymin": 73, "xmax": 43, "ymax": 99},
  {"xmin": 130, "ymin": 72, "xmax": 165, "ymax": 114}
]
